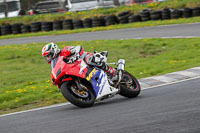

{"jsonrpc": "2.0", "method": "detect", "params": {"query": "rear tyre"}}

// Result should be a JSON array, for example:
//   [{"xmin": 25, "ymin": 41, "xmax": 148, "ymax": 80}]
[
  {"xmin": 61, "ymin": 81, "xmax": 95, "ymax": 108},
  {"xmin": 119, "ymin": 71, "xmax": 141, "ymax": 98}
]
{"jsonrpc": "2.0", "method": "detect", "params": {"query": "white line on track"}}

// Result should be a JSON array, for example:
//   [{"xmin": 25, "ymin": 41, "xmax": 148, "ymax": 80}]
[{"xmin": 1, "ymin": 75, "xmax": 200, "ymax": 118}]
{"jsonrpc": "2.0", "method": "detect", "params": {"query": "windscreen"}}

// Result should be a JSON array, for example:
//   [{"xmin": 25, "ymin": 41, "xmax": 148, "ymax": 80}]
[
  {"xmin": 51, "ymin": 56, "xmax": 59, "ymax": 70},
  {"xmin": 134, "ymin": 0, "xmax": 153, "ymax": 2},
  {"xmin": 71, "ymin": 0, "xmax": 96, "ymax": 4},
  {"xmin": 0, "ymin": 1, "xmax": 19, "ymax": 13},
  {"xmin": 36, "ymin": 2, "xmax": 60, "ymax": 9}
]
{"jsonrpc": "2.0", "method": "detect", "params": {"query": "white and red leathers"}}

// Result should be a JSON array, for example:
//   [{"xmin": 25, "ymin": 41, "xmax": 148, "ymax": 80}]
[{"xmin": 59, "ymin": 46, "xmax": 116, "ymax": 76}]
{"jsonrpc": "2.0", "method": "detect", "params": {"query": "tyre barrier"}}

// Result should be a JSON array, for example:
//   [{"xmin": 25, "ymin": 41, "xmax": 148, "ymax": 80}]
[
  {"xmin": 150, "ymin": 10, "xmax": 162, "ymax": 20},
  {"xmin": 128, "ymin": 14, "xmax": 141, "ymax": 23},
  {"xmin": 31, "ymin": 22, "xmax": 41, "ymax": 32},
  {"xmin": 63, "ymin": 19, "xmax": 73, "ymax": 30},
  {"xmin": 162, "ymin": 8, "xmax": 171, "ymax": 19},
  {"xmin": 193, "ymin": 7, "xmax": 200, "ymax": 16},
  {"xmin": 41, "ymin": 22, "xmax": 53, "ymax": 32},
  {"xmin": 1, "ymin": 6, "xmax": 200, "ymax": 36},
  {"xmin": 83, "ymin": 18, "xmax": 92, "ymax": 28},
  {"xmin": 171, "ymin": 9, "xmax": 182, "ymax": 19},
  {"xmin": 11, "ymin": 23, "xmax": 23, "ymax": 34},
  {"xmin": 182, "ymin": 8, "xmax": 193, "ymax": 18},
  {"xmin": 1, "ymin": 24, "xmax": 12, "ymax": 35},
  {"xmin": 118, "ymin": 11, "xmax": 130, "ymax": 24},
  {"xmin": 73, "ymin": 19, "xmax": 83, "ymax": 29},
  {"xmin": 53, "ymin": 20, "xmax": 63, "ymax": 30},
  {"xmin": 105, "ymin": 15, "xmax": 119, "ymax": 26},
  {"xmin": 92, "ymin": 17, "xmax": 105, "ymax": 27},
  {"xmin": 21, "ymin": 24, "xmax": 31, "ymax": 33},
  {"xmin": 140, "ymin": 9, "xmax": 151, "ymax": 21}
]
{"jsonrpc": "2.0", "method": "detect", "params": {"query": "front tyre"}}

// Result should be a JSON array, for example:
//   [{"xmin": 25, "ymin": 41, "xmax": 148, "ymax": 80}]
[
  {"xmin": 119, "ymin": 71, "xmax": 141, "ymax": 98},
  {"xmin": 61, "ymin": 81, "xmax": 95, "ymax": 108}
]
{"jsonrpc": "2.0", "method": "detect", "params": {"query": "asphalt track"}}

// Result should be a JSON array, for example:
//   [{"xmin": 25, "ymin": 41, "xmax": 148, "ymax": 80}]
[
  {"xmin": 0, "ymin": 22, "xmax": 200, "ymax": 45},
  {"xmin": 1, "ymin": 23, "xmax": 200, "ymax": 133},
  {"xmin": 0, "ymin": 77, "xmax": 200, "ymax": 133}
]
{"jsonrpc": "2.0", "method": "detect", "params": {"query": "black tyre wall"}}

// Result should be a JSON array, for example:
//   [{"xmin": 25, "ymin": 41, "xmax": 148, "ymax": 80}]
[
  {"xmin": 182, "ymin": 8, "xmax": 193, "ymax": 18},
  {"xmin": 118, "ymin": 11, "xmax": 130, "ymax": 24},
  {"xmin": 63, "ymin": 19, "xmax": 73, "ymax": 30},
  {"xmin": 53, "ymin": 20, "xmax": 63, "ymax": 30},
  {"xmin": 92, "ymin": 18, "xmax": 105, "ymax": 27},
  {"xmin": 11, "ymin": 23, "xmax": 22, "ymax": 34},
  {"xmin": 73, "ymin": 19, "xmax": 83, "ymax": 29},
  {"xmin": 83, "ymin": 18, "xmax": 92, "ymax": 28},
  {"xmin": 31, "ymin": 22, "xmax": 41, "ymax": 32},
  {"xmin": 171, "ymin": 9, "xmax": 182, "ymax": 19},
  {"xmin": 129, "ymin": 14, "xmax": 141, "ymax": 23},
  {"xmin": 193, "ymin": 7, "xmax": 200, "ymax": 16},
  {"xmin": 21, "ymin": 25, "xmax": 31, "ymax": 33},
  {"xmin": 41, "ymin": 22, "xmax": 53, "ymax": 31},
  {"xmin": 1, "ymin": 24, "xmax": 12, "ymax": 35}
]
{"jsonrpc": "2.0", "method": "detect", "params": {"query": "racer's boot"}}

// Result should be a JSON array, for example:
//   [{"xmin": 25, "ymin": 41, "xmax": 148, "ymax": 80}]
[{"xmin": 102, "ymin": 63, "xmax": 119, "ymax": 82}]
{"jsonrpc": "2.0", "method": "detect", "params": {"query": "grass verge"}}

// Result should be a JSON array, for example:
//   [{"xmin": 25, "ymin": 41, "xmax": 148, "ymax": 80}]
[
  {"xmin": 1, "ymin": 37, "xmax": 200, "ymax": 115},
  {"xmin": 0, "ymin": 17, "xmax": 200, "ymax": 40}
]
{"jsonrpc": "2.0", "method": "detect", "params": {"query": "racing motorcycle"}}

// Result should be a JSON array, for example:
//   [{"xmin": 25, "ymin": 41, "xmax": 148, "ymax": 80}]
[{"xmin": 51, "ymin": 55, "xmax": 141, "ymax": 108}]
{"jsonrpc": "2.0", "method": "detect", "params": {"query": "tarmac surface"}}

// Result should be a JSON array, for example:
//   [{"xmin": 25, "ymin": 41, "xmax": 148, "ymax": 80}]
[{"xmin": 0, "ymin": 23, "xmax": 200, "ymax": 45}]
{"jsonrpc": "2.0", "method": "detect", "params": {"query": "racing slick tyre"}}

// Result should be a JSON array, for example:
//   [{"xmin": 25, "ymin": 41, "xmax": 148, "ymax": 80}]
[
  {"xmin": 119, "ymin": 71, "xmax": 141, "ymax": 98},
  {"xmin": 61, "ymin": 81, "xmax": 95, "ymax": 108}
]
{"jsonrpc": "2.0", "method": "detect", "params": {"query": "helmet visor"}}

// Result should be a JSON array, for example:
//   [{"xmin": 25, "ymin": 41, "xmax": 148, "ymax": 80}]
[{"xmin": 44, "ymin": 54, "xmax": 53, "ymax": 63}]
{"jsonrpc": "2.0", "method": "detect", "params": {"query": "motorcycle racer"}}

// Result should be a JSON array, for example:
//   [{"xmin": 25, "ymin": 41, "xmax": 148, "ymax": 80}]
[{"xmin": 42, "ymin": 42, "xmax": 118, "ymax": 81}]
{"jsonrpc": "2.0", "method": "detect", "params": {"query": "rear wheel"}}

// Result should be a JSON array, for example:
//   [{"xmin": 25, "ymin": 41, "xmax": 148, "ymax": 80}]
[
  {"xmin": 61, "ymin": 81, "xmax": 95, "ymax": 108},
  {"xmin": 119, "ymin": 71, "xmax": 141, "ymax": 98}
]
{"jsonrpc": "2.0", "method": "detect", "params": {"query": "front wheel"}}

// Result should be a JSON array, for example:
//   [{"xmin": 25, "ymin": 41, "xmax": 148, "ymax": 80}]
[
  {"xmin": 61, "ymin": 81, "xmax": 95, "ymax": 108},
  {"xmin": 119, "ymin": 71, "xmax": 141, "ymax": 98}
]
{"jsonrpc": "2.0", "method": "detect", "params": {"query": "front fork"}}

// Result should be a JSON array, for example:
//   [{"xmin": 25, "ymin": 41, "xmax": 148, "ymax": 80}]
[{"xmin": 115, "ymin": 59, "xmax": 125, "ymax": 89}]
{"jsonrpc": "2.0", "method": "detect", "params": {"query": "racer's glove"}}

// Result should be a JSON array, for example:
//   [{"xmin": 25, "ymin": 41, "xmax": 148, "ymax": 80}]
[{"xmin": 65, "ymin": 53, "xmax": 80, "ymax": 64}]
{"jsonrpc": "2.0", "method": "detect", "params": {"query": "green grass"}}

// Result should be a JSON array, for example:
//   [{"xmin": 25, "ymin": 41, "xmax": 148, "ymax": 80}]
[
  {"xmin": 0, "ymin": 16, "xmax": 200, "ymax": 40},
  {"xmin": 1, "ymin": 38, "xmax": 200, "ymax": 114}
]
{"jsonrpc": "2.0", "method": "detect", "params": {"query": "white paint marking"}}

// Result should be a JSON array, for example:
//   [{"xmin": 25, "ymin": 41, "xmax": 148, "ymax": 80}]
[
  {"xmin": 174, "ymin": 71, "xmax": 200, "ymax": 77},
  {"xmin": 152, "ymin": 75, "xmax": 177, "ymax": 83},
  {"xmin": 142, "ymin": 75, "xmax": 200, "ymax": 90}
]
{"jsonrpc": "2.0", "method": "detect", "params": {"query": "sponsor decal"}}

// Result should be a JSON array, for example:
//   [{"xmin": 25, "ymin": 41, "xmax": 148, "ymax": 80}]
[{"xmin": 86, "ymin": 68, "xmax": 98, "ymax": 81}]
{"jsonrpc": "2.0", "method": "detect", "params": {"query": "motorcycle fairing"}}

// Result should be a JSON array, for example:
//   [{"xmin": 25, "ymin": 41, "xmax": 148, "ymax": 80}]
[
  {"xmin": 51, "ymin": 56, "xmax": 118, "ymax": 99},
  {"xmin": 88, "ymin": 68, "xmax": 118, "ymax": 99}
]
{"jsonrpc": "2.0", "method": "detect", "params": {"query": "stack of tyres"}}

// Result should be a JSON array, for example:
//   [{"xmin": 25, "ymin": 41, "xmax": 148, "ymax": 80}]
[
  {"xmin": 192, "ymin": 7, "xmax": 200, "ymax": 16},
  {"xmin": 41, "ymin": 22, "xmax": 53, "ymax": 31},
  {"xmin": 140, "ymin": 9, "xmax": 151, "ymax": 21},
  {"xmin": 150, "ymin": 10, "xmax": 162, "ymax": 20},
  {"xmin": 92, "ymin": 17, "xmax": 105, "ymax": 27},
  {"xmin": 118, "ymin": 11, "xmax": 130, "ymax": 24},
  {"xmin": 171, "ymin": 9, "xmax": 182, "ymax": 19},
  {"xmin": 11, "ymin": 23, "xmax": 22, "ymax": 34},
  {"xmin": 73, "ymin": 20, "xmax": 83, "ymax": 29},
  {"xmin": 1, "ymin": 24, "xmax": 12, "ymax": 35},
  {"xmin": 83, "ymin": 18, "xmax": 92, "ymax": 28},
  {"xmin": 105, "ymin": 15, "xmax": 118, "ymax": 26},
  {"xmin": 128, "ymin": 14, "xmax": 141, "ymax": 23},
  {"xmin": 63, "ymin": 19, "xmax": 73, "ymax": 30},
  {"xmin": 31, "ymin": 22, "xmax": 41, "ymax": 32},
  {"xmin": 21, "ymin": 25, "xmax": 31, "ymax": 33},
  {"xmin": 182, "ymin": 8, "xmax": 193, "ymax": 18},
  {"xmin": 53, "ymin": 20, "xmax": 63, "ymax": 30},
  {"xmin": 162, "ymin": 8, "xmax": 171, "ymax": 19}
]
